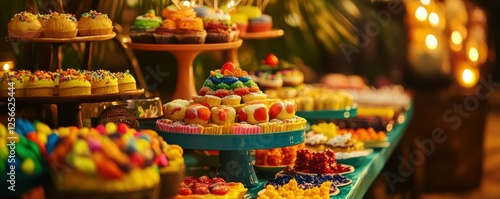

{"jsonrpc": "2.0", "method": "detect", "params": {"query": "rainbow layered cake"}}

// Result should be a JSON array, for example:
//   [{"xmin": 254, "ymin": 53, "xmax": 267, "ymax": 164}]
[{"xmin": 157, "ymin": 62, "xmax": 307, "ymax": 134}]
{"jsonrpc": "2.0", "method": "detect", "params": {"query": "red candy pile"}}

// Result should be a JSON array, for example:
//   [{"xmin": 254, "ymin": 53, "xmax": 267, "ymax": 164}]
[
  {"xmin": 179, "ymin": 176, "xmax": 230, "ymax": 196},
  {"xmin": 293, "ymin": 148, "xmax": 350, "ymax": 174}
]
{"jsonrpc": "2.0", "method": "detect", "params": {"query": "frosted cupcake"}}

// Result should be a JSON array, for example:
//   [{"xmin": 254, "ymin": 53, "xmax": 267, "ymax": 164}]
[
  {"xmin": 88, "ymin": 70, "xmax": 118, "ymax": 94},
  {"xmin": 59, "ymin": 75, "xmax": 91, "ymax": 96},
  {"xmin": 0, "ymin": 72, "xmax": 26, "ymax": 97},
  {"xmin": 44, "ymin": 12, "xmax": 78, "ymax": 38},
  {"xmin": 115, "ymin": 70, "xmax": 137, "ymax": 92},
  {"xmin": 78, "ymin": 10, "xmax": 113, "ymax": 36},
  {"xmin": 8, "ymin": 11, "xmax": 43, "ymax": 38},
  {"xmin": 26, "ymin": 72, "xmax": 54, "ymax": 96},
  {"xmin": 130, "ymin": 10, "xmax": 162, "ymax": 43}
]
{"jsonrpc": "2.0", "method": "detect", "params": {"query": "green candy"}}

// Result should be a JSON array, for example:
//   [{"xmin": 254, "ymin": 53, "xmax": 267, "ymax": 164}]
[
  {"xmin": 26, "ymin": 140, "xmax": 41, "ymax": 159},
  {"xmin": 231, "ymin": 81, "xmax": 245, "ymax": 89},
  {"xmin": 244, "ymin": 81, "xmax": 257, "ymax": 87},
  {"xmin": 217, "ymin": 83, "xmax": 231, "ymax": 90},
  {"xmin": 205, "ymin": 82, "xmax": 216, "ymax": 90}
]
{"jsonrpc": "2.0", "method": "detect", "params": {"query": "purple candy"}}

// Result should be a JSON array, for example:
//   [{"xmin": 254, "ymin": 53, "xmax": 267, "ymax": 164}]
[{"xmin": 87, "ymin": 139, "xmax": 102, "ymax": 152}]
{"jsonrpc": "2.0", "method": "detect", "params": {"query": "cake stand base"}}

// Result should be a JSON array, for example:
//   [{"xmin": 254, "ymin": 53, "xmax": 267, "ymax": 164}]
[{"xmin": 217, "ymin": 150, "xmax": 259, "ymax": 188}]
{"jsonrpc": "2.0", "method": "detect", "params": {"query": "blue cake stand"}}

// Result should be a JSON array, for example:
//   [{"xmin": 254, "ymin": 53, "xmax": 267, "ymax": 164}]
[
  {"xmin": 157, "ymin": 129, "xmax": 305, "ymax": 188},
  {"xmin": 295, "ymin": 105, "xmax": 358, "ymax": 124}
]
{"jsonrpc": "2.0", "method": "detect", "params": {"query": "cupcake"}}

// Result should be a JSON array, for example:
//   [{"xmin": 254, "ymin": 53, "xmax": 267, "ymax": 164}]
[
  {"xmin": 184, "ymin": 104, "xmax": 211, "ymax": 125},
  {"xmin": 0, "ymin": 72, "xmax": 26, "ymax": 97},
  {"xmin": 44, "ymin": 12, "xmax": 78, "ymax": 38},
  {"xmin": 153, "ymin": 19, "xmax": 177, "ymax": 44},
  {"xmin": 130, "ymin": 10, "xmax": 162, "ymax": 43},
  {"xmin": 49, "ymin": 71, "xmax": 60, "ymax": 95},
  {"xmin": 248, "ymin": 14, "xmax": 272, "ymax": 32},
  {"xmin": 211, "ymin": 106, "xmax": 236, "ymax": 125},
  {"xmin": 204, "ymin": 11, "xmax": 233, "ymax": 43},
  {"xmin": 26, "ymin": 72, "xmax": 54, "ymax": 96},
  {"xmin": 78, "ymin": 10, "xmax": 113, "ymax": 36},
  {"xmin": 230, "ymin": 13, "xmax": 248, "ymax": 35},
  {"xmin": 175, "ymin": 17, "xmax": 206, "ymax": 44},
  {"xmin": 8, "ymin": 11, "xmax": 43, "ymax": 38},
  {"xmin": 163, "ymin": 99, "xmax": 190, "ymax": 122},
  {"xmin": 237, "ymin": 104, "xmax": 269, "ymax": 124},
  {"xmin": 162, "ymin": 5, "xmax": 197, "ymax": 24},
  {"xmin": 88, "ymin": 70, "xmax": 119, "ymax": 94},
  {"xmin": 115, "ymin": 70, "xmax": 137, "ymax": 92},
  {"xmin": 236, "ymin": 5, "xmax": 262, "ymax": 19},
  {"xmin": 46, "ymin": 123, "xmax": 160, "ymax": 199},
  {"xmin": 221, "ymin": 95, "xmax": 241, "ymax": 106},
  {"xmin": 58, "ymin": 75, "xmax": 91, "ymax": 96},
  {"xmin": 37, "ymin": 13, "xmax": 50, "ymax": 29}
]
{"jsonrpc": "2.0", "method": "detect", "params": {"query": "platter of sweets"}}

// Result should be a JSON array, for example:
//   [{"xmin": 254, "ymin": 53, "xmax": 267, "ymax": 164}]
[
  {"xmin": 338, "ymin": 128, "xmax": 389, "ymax": 148},
  {"xmin": 173, "ymin": 176, "xmax": 247, "ymax": 199},
  {"xmin": 273, "ymin": 170, "xmax": 353, "ymax": 187},
  {"xmin": 257, "ymin": 179, "xmax": 337, "ymax": 198},
  {"xmin": 281, "ymin": 148, "xmax": 355, "ymax": 176},
  {"xmin": 254, "ymin": 144, "xmax": 305, "ymax": 174}
]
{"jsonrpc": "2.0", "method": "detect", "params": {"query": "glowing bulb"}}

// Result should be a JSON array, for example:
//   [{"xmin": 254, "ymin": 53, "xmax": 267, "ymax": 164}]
[
  {"xmin": 461, "ymin": 69, "xmax": 477, "ymax": 87},
  {"xmin": 429, "ymin": 12, "xmax": 439, "ymax": 26},
  {"xmin": 3, "ymin": 63, "xmax": 9, "ymax": 71},
  {"xmin": 415, "ymin": 6, "xmax": 428, "ymax": 21},
  {"xmin": 468, "ymin": 47, "xmax": 479, "ymax": 62},
  {"xmin": 420, "ymin": 0, "xmax": 431, "ymax": 6},
  {"xmin": 425, "ymin": 34, "xmax": 438, "ymax": 50},
  {"xmin": 451, "ymin": 31, "xmax": 462, "ymax": 45},
  {"xmin": 182, "ymin": 0, "xmax": 190, "ymax": 7}
]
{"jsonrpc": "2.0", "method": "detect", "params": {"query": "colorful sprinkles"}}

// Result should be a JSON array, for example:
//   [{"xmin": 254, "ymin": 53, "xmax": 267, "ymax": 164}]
[{"xmin": 81, "ymin": 10, "xmax": 108, "ymax": 19}]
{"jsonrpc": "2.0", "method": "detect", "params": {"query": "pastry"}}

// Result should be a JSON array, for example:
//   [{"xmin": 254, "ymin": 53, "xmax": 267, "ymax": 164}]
[
  {"xmin": 154, "ymin": 19, "xmax": 177, "ymax": 44},
  {"xmin": 211, "ymin": 106, "xmax": 236, "ymax": 125},
  {"xmin": 58, "ymin": 74, "xmax": 91, "ymax": 96},
  {"xmin": 88, "ymin": 70, "xmax": 119, "ymax": 94},
  {"xmin": 175, "ymin": 17, "xmax": 206, "ymax": 44},
  {"xmin": 130, "ymin": 10, "xmax": 162, "ymax": 43},
  {"xmin": 0, "ymin": 72, "xmax": 26, "ymax": 97},
  {"xmin": 8, "ymin": 11, "xmax": 42, "ymax": 38},
  {"xmin": 44, "ymin": 12, "xmax": 78, "ymax": 38},
  {"xmin": 248, "ymin": 14, "xmax": 272, "ymax": 32},
  {"xmin": 204, "ymin": 11, "xmax": 233, "ymax": 43},
  {"xmin": 37, "ymin": 13, "xmax": 50, "ymax": 29},
  {"xmin": 269, "ymin": 100, "xmax": 296, "ymax": 120},
  {"xmin": 115, "ymin": 70, "xmax": 137, "ymax": 92},
  {"xmin": 241, "ymin": 92, "xmax": 267, "ymax": 103},
  {"xmin": 184, "ymin": 104, "xmax": 211, "ymax": 125},
  {"xmin": 237, "ymin": 104, "xmax": 269, "ymax": 124},
  {"xmin": 162, "ymin": 5, "xmax": 197, "ymax": 24},
  {"xmin": 221, "ymin": 95, "xmax": 241, "ymax": 106},
  {"xmin": 163, "ymin": 99, "xmax": 190, "ymax": 121},
  {"xmin": 78, "ymin": 10, "xmax": 113, "ymax": 36},
  {"xmin": 26, "ymin": 71, "xmax": 54, "ymax": 96}
]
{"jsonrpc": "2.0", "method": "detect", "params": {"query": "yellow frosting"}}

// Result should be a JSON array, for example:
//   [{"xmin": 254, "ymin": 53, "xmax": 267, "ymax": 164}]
[
  {"xmin": 90, "ymin": 75, "xmax": 118, "ymax": 88},
  {"xmin": 45, "ymin": 12, "xmax": 77, "ymax": 31},
  {"xmin": 54, "ymin": 166, "xmax": 159, "ymax": 192},
  {"xmin": 26, "ymin": 74, "xmax": 54, "ymax": 88},
  {"xmin": 78, "ymin": 11, "xmax": 112, "ymax": 30},
  {"xmin": 8, "ymin": 12, "xmax": 42, "ymax": 32},
  {"xmin": 117, "ymin": 73, "xmax": 136, "ymax": 84},
  {"xmin": 59, "ymin": 75, "xmax": 91, "ymax": 89}
]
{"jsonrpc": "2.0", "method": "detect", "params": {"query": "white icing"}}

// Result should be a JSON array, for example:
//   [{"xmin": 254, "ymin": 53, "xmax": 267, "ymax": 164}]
[
  {"xmin": 326, "ymin": 133, "xmax": 352, "ymax": 147},
  {"xmin": 305, "ymin": 134, "xmax": 328, "ymax": 145}
]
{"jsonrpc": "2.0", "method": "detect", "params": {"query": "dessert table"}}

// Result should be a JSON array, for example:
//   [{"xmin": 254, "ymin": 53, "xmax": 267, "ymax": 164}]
[{"xmin": 244, "ymin": 105, "xmax": 414, "ymax": 198}]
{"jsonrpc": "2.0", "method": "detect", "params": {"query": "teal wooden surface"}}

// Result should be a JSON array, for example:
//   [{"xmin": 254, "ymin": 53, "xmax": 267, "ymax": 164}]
[{"xmin": 245, "ymin": 105, "xmax": 413, "ymax": 198}]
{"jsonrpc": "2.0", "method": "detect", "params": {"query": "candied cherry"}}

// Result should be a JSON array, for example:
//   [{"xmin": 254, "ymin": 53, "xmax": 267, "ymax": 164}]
[
  {"xmin": 238, "ymin": 109, "xmax": 248, "ymax": 121},
  {"xmin": 254, "ymin": 107, "xmax": 268, "ymax": 121},
  {"xmin": 264, "ymin": 54, "xmax": 279, "ymax": 66},
  {"xmin": 211, "ymin": 185, "xmax": 229, "ymax": 195},
  {"xmin": 269, "ymin": 102, "xmax": 283, "ymax": 119},
  {"xmin": 197, "ymin": 108, "xmax": 211, "ymax": 121},
  {"xmin": 221, "ymin": 62, "xmax": 236, "ymax": 74},
  {"xmin": 179, "ymin": 187, "xmax": 193, "ymax": 195},
  {"xmin": 198, "ymin": 176, "xmax": 211, "ymax": 184}
]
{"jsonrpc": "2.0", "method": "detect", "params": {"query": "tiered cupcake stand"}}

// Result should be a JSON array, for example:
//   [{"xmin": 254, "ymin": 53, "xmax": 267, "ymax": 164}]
[
  {"xmin": 157, "ymin": 129, "xmax": 305, "ymax": 188},
  {"xmin": 4, "ymin": 33, "xmax": 148, "ymax": 128},
  {"xmin": 127, "ymin": 40, "xmax": 243, "ymax": 100}
]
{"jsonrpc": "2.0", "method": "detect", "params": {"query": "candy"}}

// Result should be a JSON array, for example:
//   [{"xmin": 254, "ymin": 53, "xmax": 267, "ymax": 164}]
[
  {"xmin": 21, "ymin": 158, "xmax": 35, "ymax": 174},
  {"xmin": 105, "ymin": 122, "xmax": 117, "ymax": 134},
  {"xmin": 79, "ymin": 127, "xmax": 89, "ymax": 136},
  {"xmin": 254, "ymin": 107, "xmax": 268, "ymax": 121},
  {"xmin": 93, "ymin": 153, "xmax": 124, "ymax": 179},
  {"xmin": 117, "ymin": 123, "xmax": 129, "ymax": 134},
  {"xmin": 87, "ymin": 138, "xmax": 102, "ymax": 152},
  {"xmin": 73, "ymin": 140, "xmax": 90, "ymax": 155},
  {"xmin": 138, "ymin": 134, "xmax": 151, "ymax": 142},
  {"xmin": 95, "ymin": 124, "xmax": 106, "ymax": 135},
  {"xmin": 221, "ymin": 62, "xmax": 236, "ymax": 74},
  {"xmin": 73, "ymin": 156, "xmax": 96, "ymax": 174},
  {"xmin": 157, "ymin": 154, "xmax": 168, "ymax": 167},
  {"xmin": 37, "ymin": 133, "xmax": 48, "ymax": 146},
  {"xmin": 135, "ymin": 139, "xmax": 150, "ymax": 152},
  {"xmin": 0, "ymin": 123, "xmax": 7, "ymax": 138},
  {"xmin": 35, "ymin": 122, "xmax": 51, "ymax": 135},
  {"xmin": 129, "ymin": 153, "xmax": 145, "ymax": 167},
  {"xmin": 46, "ymin": 133, "xmax": 59, "ymax": 154},
  {"xmin": 101, "ymin": 139, "xmax": 129, "ymax": 164},
  {"xmin": 57, "ymin": 127, "xmax": 70, "ymax": 137}
]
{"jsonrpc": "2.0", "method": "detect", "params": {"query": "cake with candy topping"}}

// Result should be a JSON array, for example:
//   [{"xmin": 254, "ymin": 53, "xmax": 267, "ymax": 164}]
[
  {"xmin": 157, "ymin": 62, "xmax": 306, "ymax": 135},
  {"xmin": 44, "ymin": 12, "xmax": 78, "ymax": 38},
  {"xmin": 26, "ymin": 71, "xmax": 55, "ymax": 96},
  {"xmin": 173, "ymin": 176, "xmax": 247, "ymax": 199},
  {"xmin": 78, "ymin": 10, "xmax": 113, "ymax": 36},
  {"xmin": 0, "ymin": 72, "xmax": 26, "ymax": 97},
  {"xmin": 46, "ymin": 123, "xmax": 163, "ymax": 198},
  {"xmin": 8, "ymin": 11, "xmax": 43, "ymax": 38},
  {"xmin": 130, "ymin": 10, "xmax": 163, "ymax": 43}
]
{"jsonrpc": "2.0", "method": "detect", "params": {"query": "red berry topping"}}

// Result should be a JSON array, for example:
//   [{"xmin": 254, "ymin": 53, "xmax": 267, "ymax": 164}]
[
  {"xmin": 234, "ymin": 87, "xmax": 250, "ymax": 96},
  {"xmin": 193, "ymin": 185, "xmax": 210, "ymax": 195},
  {"xmin": 269, "ymin": 103, "xmax": 283, "ymax": 119},
  {"xmin": 215, "ymin": 89, "xmax": 230, "ymax": 98},
  {"xmin": 249, "ymin": 87, "xmax": 260, "ymax": 92},
  {"xmin": 185, "ymin": 107, "xmax": 197, "ymax": 120},
  {"xmin": 264, "ymin": 54, "xmax": 279, "ymax": 66},
  {"xmin": 179, "ymin": 187, "xmax": 193, "ymax": 195},
  {"xmin": 211, "ymin": 185, "xmax": 230, "ymax": 195},
  {"xmin": 198, "ymin": 176, "xmax": 211, "ymax": 184},
  {"xmin": 218, "ymin": 109, "xmax": 228, "ymax": 121},
  {"xmin": 183, "ymin": 176, "xmax": 198, "ymax": 186},
  {"xmin": 238, "ymin": 109, "xmax": 247, "ymax": 121},
  {"xmin": 210, "ymin": 177, "xmax": 226, "ymax": 184},
  {"xmin": 286, "ymin": 103, "xmax": 295, "ymax": 113},
  {"xmin": 197, "ymin": 107, "xmax": 211, "ymax": 121},
  {"xmin": 221, "ymin": 62, "xmax": 236, "ymax": 74},
  {"xmin": 254, "ymin": 107, "xmax": 268, "ymax": 121}
]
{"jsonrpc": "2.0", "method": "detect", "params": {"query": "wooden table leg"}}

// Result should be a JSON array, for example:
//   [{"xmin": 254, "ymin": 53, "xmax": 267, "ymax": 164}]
[
  {"xmin": 57, "ymin": 103, "xmax": 82, "ymax": 127},
  {"xmin": 84, "ymin": 42, "xmax": 94, "ymax": 70}
]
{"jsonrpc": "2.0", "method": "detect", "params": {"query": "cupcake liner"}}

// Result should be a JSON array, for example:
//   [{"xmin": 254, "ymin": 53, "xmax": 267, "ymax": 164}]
[
  {"xmin": 26, "ymin": 87, "xmax": 54, "ymax": 97},
  {"xmin": 118, "ymin": 82, "xmax": 137, "ymax": 92},
  {"xmin": 92, "ymin": 86, "xmax": 119, "ymax": 94},
  {"xmin": 78, "ymin": 27, "xmax": 113, "ymax": 36},
  {"xmin": 158, "ymin": 166, "xmax": 185, "ymax": 198},
  {"xmin": 153, "ymin": 33, "xmax": 177, "ymax": 44},
  {"xmin": 0, "ymin": 89, "xmax": 26, "ymax": 97},
  {"xmin": 130, "ymin": 32, "xmax": 156, "ymax": 44},
  {"xmin": 59, "ymin": 87, "xmax": 91, "ymax": 96},
  {"xmin": 43, "ymin": 29, "xmax": 78, "ymax": 38},
  {"xmin": 248, "ymin": 23, "xmax": 272, "ymax": 33},
  {"xmin": 175, "ymin": 31, "xmax": 207, "ymax": 44},
  {"xmin": 8, "ymin": 30, "xmax": 42, "ymax": 38},
  {"xmin": 205, "ymin": 32, "xmax": 231, "ymax": 43}
]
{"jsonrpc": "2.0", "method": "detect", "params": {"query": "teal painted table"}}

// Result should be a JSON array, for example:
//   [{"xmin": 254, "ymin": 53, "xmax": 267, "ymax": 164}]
[{"xmin": 245, "ymin": 105, "xmax": 413, "ymax": 198}]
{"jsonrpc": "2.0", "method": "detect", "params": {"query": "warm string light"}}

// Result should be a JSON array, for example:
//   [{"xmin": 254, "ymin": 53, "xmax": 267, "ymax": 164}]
[
  {"xmin": 451, "ymin": 31, "xmax": 462, "ymax": 45},
  {"xmin": 425, "ymin": 34, "xmax": 438, "ymax": 50},
  {"xmin": 420, "ymin": 0, "xmax": 431, "ymax": 6},
  {"xmin": 415, "ymin": 6, "xmax": 428, "ymax": 21},
  {"xmin": 3, "ymin": 63, "xmax": 9, "ymax": 71},
  {"xmin": 468, "ymin": 47, "xmax": 479, "ymax": 62},
  {"xmin": 428, "ymin": 12, "xmax": 439, "ymax": 26}
]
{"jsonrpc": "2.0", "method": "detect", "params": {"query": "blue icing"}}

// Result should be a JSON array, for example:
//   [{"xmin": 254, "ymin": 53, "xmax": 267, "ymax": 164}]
[
  {"xmin": 238, "ymin": 76, "xmax": 250, "ymax": 82},
  {"xmin": 209, "ymin": 76, "xmax": 222, "ymax": 84},
  {"xmin": 221, "ymin": 76, "xmax": 238, "ymax": 85}
]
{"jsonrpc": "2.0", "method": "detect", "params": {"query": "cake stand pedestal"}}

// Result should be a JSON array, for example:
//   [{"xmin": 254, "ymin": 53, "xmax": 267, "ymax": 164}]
[
  {"xmin": 157, "ymin": 129, "xmax": 305, "ymax": 188},
  {"xmin": 0, "ymin": 89, "xmax": 144, "ymax": 127},
  {"xmin": 7, "ymin": 33, "xmax": 116, "ymax": 71},
  {"xmin": 128, "ymin": 40, "xmax": 243, "ymax": 100},
  {"xmin": 226, "ymin": 29, "xmax": 284, "ymax": 66}
]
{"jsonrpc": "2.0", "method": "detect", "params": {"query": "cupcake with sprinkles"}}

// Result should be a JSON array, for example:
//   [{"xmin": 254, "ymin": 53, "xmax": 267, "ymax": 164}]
[
  {"xmin": 0, "ymin": 72, "xmax": 26, "ymax": 97},
  {"xmin": 44, "ymin": 12, "xmax": 78, "ymax": 38},
  {"xmin": 8, "ymin": 11, "xmax": 43, "ymax": 38},
  {"xmin": 26, "ymin": 71, "xmax": 55, "ymax": 96},
  {"xmin": 78, "ymin": 10, "xmax": 113, "ymax": 36},
  {"xmin": 115, "ymin": 70, "xmax": 137, "ymax": 92},
  {"xmin": 58, "ymin": 74, "xmax": 91, "ymax": 96},
  {"xmin": 130, "ymin": 9, "xmax": 162, "ymax": 43},
  {"xmin": 88, "ymin": 70, "xmax": 119, "ymax": 94},
  {"xmin": 37, "ymin": 13, "xmax": 50, "ymax": 29}
]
